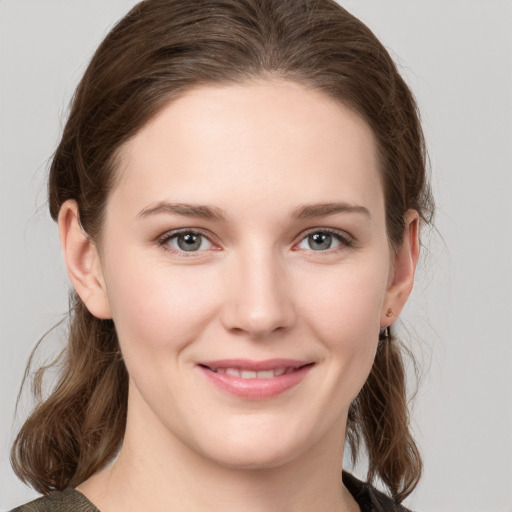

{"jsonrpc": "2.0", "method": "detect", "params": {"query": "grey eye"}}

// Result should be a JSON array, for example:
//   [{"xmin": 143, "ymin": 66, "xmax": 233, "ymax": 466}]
[
  {"xmin": 168, "ymin": 232, "xmax": 212, "ymax": 252},
  {"xmin": 308, "ymin": 232, "xmax": 333, "ymax": 250},
  {"xmin": 297, "ymin": 232, "xmax": 343, "ymax": 251}
]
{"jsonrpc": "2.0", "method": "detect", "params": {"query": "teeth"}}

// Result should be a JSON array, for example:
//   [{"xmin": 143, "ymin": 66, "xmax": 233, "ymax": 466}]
[
  {"xmin": 211, "ymin": 367, "xmax": 295, "ymax": 379},
  {"xmin": 257, "ymin": 370, "xmax": 275, "ymax": 379}
]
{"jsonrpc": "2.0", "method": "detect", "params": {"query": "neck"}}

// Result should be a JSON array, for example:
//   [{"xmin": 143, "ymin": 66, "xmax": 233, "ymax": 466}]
[{"xmin": 78, "ymin": 389, "xmax": 359, "ymax": 512}]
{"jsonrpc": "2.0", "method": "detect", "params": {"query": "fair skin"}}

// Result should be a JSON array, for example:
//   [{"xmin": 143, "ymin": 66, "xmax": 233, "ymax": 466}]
[{"xmin": 59, "ymin": 80, "xmax": 419, "ymax": 512}]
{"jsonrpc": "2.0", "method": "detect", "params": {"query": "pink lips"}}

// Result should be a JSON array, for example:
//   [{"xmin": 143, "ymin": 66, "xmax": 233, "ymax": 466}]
[{"xmin": 197, "ymin": 359, "xmax": 314, "ymax": 400}]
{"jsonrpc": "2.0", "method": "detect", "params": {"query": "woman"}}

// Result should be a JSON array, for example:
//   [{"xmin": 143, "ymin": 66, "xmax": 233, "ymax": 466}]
[{"xmin": 10, "ymin": 0, "xmax": 433, "ymax": 511}]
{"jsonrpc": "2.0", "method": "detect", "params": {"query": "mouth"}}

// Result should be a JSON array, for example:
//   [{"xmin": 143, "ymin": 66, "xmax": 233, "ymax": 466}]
[
  {"xmin": 201, "ymin": 365, "xmax": 307, "ymax": 379},
  {"xmin": 197, "ymin": 359, "xmax": 315, "ymax": 399}
]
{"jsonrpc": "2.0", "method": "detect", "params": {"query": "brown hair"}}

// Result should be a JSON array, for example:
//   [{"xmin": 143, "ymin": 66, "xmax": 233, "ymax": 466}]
[{"xmin": 12, "ymin": 0, "xmax": 433, "ymax": 502}]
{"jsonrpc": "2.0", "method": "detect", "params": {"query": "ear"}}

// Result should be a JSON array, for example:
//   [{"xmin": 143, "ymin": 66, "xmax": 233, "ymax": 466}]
[
  {"xmin": 381, "ymin": 209, "xmax": 420, "ymax": 326},
  {"xmin": 58, "ymin": 200, "xmax": 112, "ymax": 319}
]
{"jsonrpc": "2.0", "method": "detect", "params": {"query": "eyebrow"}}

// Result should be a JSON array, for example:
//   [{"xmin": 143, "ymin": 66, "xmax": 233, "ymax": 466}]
[
  {"xmin": 137, "ymin": 201, "xmax": 227, "ymax": 221},
  {"xmin": 137, "ymin": 201, "xmax": 371, "ymax": 221},
  {"xmin": 291, "ymin": 202, "xmax": 371, "ymax": 219}
]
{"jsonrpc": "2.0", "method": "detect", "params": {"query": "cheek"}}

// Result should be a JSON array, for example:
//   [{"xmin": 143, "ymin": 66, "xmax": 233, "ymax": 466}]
[
  {"xmin": 298, "ymin": 258, "xmax": 389, "ymax": 341},
  {"xmin": 296, "ymin": 259, "xmax": 389, "ymax": 396},
  {"xmin": 102, "ymin": 252, "xmax": 221, "ymax": 355}
]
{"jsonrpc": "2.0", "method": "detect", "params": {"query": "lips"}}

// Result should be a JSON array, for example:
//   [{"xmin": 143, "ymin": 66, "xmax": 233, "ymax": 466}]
[{"xmin": 197, "ymin": 359, "xmax": 314, "ymax": 400}]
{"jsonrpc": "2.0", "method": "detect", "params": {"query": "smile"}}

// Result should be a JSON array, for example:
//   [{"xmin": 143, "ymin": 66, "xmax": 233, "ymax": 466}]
[
  {"xmin": 206, "ymin": 366, "xmax": 299, "ymax": 379},
  {"xmin": 197, "ymin": 359, "xmax": 314, "ymax": 400}
]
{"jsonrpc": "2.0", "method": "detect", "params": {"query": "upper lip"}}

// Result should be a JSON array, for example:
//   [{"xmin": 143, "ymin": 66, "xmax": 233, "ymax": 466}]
[{"xmin": 197, "ymin": 359, "xmax": 313, "ymax": 371}]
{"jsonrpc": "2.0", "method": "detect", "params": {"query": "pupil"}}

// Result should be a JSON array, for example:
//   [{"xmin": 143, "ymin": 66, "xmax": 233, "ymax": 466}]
[
  {"xmin": 309, "ymin": 233, "xmax": 332, "ymax": 250},
  {"xmin": 178, "ymin": 233, "xmax": 201, "ymax": 251}
]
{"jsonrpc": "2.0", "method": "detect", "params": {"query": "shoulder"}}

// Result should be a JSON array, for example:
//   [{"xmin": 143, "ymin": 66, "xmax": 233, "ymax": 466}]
[
  {"xmin": 343, "ymin": 472, "xmax": 414, "ymax": 512},
  {"xmin": 9, "ymin": 488, "xmax": 100, "ymax": 512},
  {"xmin": 10, "ymin": 477, "xmax": 412, "ymax": 512}
]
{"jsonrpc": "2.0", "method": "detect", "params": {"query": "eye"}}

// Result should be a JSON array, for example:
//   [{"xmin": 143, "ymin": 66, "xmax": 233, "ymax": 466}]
[
  {"xmin": 296, "ymin": 230, "xmax": 351, "ymax": 251},
  {"xmin": 160, "ymin": 231, "xmax": 214, "ymax": 253}
]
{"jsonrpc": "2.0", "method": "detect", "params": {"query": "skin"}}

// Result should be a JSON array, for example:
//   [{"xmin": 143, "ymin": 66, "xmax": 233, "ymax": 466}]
[{"xmin": 60, "ymin": 79, "xmax": 419, "ymax": 512}]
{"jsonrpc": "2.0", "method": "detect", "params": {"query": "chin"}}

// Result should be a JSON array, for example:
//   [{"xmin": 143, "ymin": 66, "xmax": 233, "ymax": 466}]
[
  {"xmin": 205, "ymin": 444, "xmax": 300, "ymax": 471},
  {"xmin": 188, "ymin": 419, "xmax": 321, "ymax": 472}
]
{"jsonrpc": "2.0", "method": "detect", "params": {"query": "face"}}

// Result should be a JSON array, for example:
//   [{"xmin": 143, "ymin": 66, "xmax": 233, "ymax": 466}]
[{"xmin": 65, "ymin": 80, "xmax": 417, "ymax": 470}]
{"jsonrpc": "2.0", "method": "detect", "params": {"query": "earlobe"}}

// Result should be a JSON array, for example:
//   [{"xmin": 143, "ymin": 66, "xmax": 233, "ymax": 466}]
[
  {"xmin": 58, "ymin": 200, "xmax": 112, "ymax": 319},
  {"xmin": 381, "ymin": 210, "xmax": 420, "ymax": 326}
]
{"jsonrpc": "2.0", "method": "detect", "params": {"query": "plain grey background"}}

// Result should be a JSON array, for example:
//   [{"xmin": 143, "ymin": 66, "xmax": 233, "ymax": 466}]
[{"xmin": 1, "ymin": 1, "xmax": 511, "ymax": 510}]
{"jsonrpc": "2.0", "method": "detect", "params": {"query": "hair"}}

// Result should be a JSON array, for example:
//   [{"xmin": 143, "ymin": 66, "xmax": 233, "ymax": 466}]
[{"xmin": 12, "ymin": 0, "xmax": 434, "ymax": 503}]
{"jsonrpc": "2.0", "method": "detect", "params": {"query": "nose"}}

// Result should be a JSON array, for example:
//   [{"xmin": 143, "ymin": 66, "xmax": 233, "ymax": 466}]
[{"xmin": 220, "ymin": 248, "xmax": 296, "ymax": 339}]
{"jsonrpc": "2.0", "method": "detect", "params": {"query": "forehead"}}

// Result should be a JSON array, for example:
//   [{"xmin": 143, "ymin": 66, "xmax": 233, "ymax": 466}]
[{"xmin": 111, "ymin": 79, "xmax": 383, "ymax": 219}]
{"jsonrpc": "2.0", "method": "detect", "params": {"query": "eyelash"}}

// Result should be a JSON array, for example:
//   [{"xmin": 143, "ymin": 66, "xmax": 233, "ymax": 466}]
[
  {"xmin": 296, "ymin": 228, "xmax": 354, "ymax": 253},
  {"xmin": 157, "ymin": 228, "xmax": 217, "ymax": 257},
  {"xmin": 157, "ymin": 227, "xmax": 354, "ymax": 256}
]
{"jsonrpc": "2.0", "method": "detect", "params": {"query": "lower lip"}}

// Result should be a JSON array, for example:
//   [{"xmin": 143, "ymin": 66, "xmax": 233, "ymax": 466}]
[{"xmin": 198, "ymin": 365, "xmax": 313, "ymax": 400}]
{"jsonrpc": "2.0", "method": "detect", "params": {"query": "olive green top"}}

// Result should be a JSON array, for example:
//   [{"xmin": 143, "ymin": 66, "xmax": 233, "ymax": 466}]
[
  {"xmin": 10, "ymin": 488, "xmax": 99, "ymax": 512},
  {"xmin": 10, "ymin": 473, "xmax": 412, "ymax": 512}
]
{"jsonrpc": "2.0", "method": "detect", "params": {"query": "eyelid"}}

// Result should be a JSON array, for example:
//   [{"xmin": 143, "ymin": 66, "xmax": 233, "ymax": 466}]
[
  {"xmin": 293, "ymin": 227, "xmax": 354, "ymax": 251},
  {"xmin": 157, "ymin": 228, "xmax": 220, "ymax": 255}
]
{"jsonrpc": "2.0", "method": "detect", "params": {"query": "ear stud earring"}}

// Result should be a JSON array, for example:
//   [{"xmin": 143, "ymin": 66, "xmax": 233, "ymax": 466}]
[
  {"xmin": 379, "ymin": 326, "xmax": 390, "ymax": 343},
  {"xmin": 379, "ymin": 309, "xmax": 394, "ymax": 344}
]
